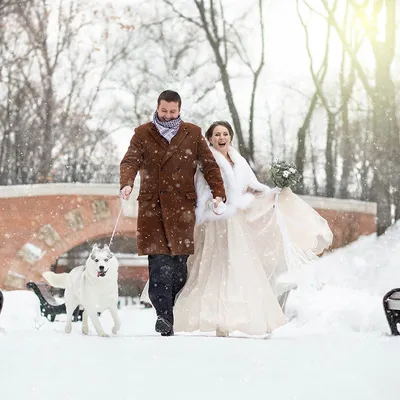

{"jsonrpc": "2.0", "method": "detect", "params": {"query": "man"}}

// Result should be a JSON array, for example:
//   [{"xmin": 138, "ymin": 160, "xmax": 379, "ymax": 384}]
[{"xmin": 120, "ymin": 90, "xmax": 226, "ymax": 336}]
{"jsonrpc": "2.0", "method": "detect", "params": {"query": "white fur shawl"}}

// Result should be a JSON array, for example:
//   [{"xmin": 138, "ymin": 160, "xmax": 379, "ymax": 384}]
[{"xmin": 195, "ymin": 146, "xmax": 270, "ymax": 224}]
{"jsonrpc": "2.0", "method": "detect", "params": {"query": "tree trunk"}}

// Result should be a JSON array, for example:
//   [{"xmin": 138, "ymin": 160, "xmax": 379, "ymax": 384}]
[
  {"xmin": 217, "ymin": 55, "xmax": 250, "ymax": 160},
  {"xmin": 325, "ymin": 111, "xmax": 335, "ymax": 197},
  {"xmin": 373, "ymin": 0, "xmax": 397, "ymax": 235},
  {"xmin": 193, "ymin": 0, "xmax": 251, "ymax": 161},
  {"xmin": 373, "ymin": 62, "xmax": 396, "ymax": 235},
  {"xmin": 295, "ymin": 91, "xmax": 318, "ymax": 194},
  {"xmin": 339, "ymin": 101, "xmax": 351, "ymax": 198}
]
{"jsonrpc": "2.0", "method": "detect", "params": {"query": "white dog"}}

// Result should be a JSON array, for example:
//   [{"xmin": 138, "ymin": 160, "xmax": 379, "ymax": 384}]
[{"xmin": 43, "ymin": 244, "xmax": 120, "ymax": 337}]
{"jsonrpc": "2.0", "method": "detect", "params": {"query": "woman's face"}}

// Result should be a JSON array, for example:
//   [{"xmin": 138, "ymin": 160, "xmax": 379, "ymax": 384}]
[{"xmin": 210, "ymin": 125, "xmax": 232, "ymax": 152}]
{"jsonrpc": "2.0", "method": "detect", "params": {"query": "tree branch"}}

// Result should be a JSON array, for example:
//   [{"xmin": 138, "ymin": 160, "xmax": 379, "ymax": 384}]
[{"xmin": 321, "ymin": 0, "xmax": 374, "ymax": 94}]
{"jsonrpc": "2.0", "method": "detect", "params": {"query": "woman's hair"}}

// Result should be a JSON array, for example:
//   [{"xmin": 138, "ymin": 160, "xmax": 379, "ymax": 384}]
[{"xmin": 205, "ymin": 121, "xmax": 234, "ymax": 143}]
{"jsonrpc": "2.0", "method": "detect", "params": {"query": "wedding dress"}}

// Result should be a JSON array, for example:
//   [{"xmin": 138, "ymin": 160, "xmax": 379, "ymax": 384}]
[{"xmin": 144, "ymin": 146, "xmax": 333, "ymax": 335}]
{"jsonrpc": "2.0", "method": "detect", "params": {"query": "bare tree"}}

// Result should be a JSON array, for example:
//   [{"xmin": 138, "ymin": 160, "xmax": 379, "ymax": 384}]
[
  {"xmin": 161, "ymin": 0, "xmax": 266, "ymax": 163},
  {"xmin": 115, "ymin": 16, "xmax": 221, "ymax": 132},
  {"xmin": 322, "ymin": 0, "xmax": 399, "ymax": 235},
  {"xmin": 297, "ymin": 0, "xmax": 362, "ymax": 198},
  {"xmin": 0, "ymin": 0, "xmax": 129, "ymax": 184},
  {"xmin": 295, "ymin": 0, "xmax": 332, "ymax": 194},
  {"xmin": 308, "ymin": 129, "xmax": 321, "ymax": 195},
  {"xmin": 350, "ymin": 110, "xmax": 374, "ymax": 201},
  {"xmin": 338, "ymin": 3, "xmax": 357, "ymax": 199},
  {"xmin": 0, "ymin": 0, "xmax": 30, "ymax": 14}
]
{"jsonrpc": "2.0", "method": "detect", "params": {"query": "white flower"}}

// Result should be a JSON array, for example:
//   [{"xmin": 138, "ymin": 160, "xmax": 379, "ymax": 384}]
[
  {"xmin": 283, "ymin": 171, "xmax": 290, "ymax": 178},
  {"xmin": 289, "ymin": 168, "xmax": 296, "ymax": 173}
]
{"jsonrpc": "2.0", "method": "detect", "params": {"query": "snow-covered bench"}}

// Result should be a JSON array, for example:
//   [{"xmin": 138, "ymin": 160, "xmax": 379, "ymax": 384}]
[
  {"xmin": 26, "ymin": 281, "xmax": 83, "ymax": 322},
  {"xmin": 383, "ymin": 288, "xmax": 400, "ymax": 335},
  {"xmin": 277, "ymin": 282, "xmax": 298, "ymax": 313}
]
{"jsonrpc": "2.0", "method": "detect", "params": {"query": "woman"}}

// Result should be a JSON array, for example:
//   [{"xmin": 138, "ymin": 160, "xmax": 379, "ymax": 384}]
[{"xmin": 171, "ymin": 121, "xmax": 333, "ymax": 337}]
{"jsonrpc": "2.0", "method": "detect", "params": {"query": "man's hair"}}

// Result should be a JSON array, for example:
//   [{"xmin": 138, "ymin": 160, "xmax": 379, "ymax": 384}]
[{"xmin": 157, "ymin": 90, "xmax": 182, "ymax": 108}]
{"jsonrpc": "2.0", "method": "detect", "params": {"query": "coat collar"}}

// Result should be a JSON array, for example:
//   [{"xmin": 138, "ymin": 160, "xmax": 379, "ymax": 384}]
[
  {"xmin": 149, "ymin": 124, "xmax": 169, "ymax": 150},
  {"xmin": 148, "ymin": 122, "xmax": 189, "ymax": 165}
]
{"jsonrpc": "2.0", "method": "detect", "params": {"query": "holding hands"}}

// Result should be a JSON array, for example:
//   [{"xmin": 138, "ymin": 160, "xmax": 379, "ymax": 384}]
[
  {"xmin": 120, "ymin": 188, "xmax": 226, "ymax": 216},
  {"xmin": 212, "ymin": 197, "xmax": 226, "ymax": 215},
  {"xmin": 207, "ymin": 196, "xmax": 226, "ymax": 215}
]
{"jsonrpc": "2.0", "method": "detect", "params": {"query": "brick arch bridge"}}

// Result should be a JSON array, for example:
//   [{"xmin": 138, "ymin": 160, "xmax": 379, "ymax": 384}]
[
  {"xmin": 0, "ymin": 183, "xmax": 377, "ymax": 290},
  {"xmin": 0, "ymin": 184, "xmax": 139, "ymax": 289}
]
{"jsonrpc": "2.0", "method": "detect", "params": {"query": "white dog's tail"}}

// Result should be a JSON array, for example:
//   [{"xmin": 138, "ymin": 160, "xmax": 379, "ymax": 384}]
[{"xmin": 42, "ymin": 271, "xmax": 69, "ymax": 289}]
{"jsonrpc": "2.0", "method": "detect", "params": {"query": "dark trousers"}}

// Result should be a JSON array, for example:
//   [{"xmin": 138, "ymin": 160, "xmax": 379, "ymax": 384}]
[{"xmin": 148, "ymin": 254, "xmax": 188, "ymax": 325}]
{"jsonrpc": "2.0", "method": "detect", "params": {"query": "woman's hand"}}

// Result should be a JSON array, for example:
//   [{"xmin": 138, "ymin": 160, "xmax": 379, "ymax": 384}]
[
  {"xmin": 270, "ymin": 187, "xmax": 282, "ymax": 195},
  {"xmin": 213, "ymin": 201, "xmax": 226, "ymax": 215},
  {"xmin": 213, "ymin": 196, "xmax": 223, "ymax": 207},
  {"xmin": 208, "ymin": 197, "xmax": 226, "ymax": 215}
]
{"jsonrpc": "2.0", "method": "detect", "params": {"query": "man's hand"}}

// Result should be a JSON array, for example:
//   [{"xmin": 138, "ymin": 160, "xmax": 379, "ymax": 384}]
[{"xmin": 120, "ymin": 186, "xmax": 132, "ymax": 200}]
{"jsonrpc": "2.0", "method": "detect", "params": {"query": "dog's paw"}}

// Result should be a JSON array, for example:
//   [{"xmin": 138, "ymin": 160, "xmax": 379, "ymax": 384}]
[
  {"xmin": 98, "ymin": 331, "xmax": 109, "ymax": 337},
  {"xmin": 112, "ymin": 326, "xmax": 120, "ymax": 335},
  {"xmin": 82, "ymin": 326, "xmax": 89, "ymax": 335},
  {"xmin": 65, "ymin": 324, "xmax": 72, "ymax": 334}
]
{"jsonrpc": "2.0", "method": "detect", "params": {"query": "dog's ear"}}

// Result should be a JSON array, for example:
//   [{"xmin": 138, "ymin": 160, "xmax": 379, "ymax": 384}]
[
  {"xmin": 90, "ymin": 244, "xmax": 98, "ymax": 260},
  {"xmin": 104, "ymin": 244, "xmax": 113, "ymax": 257}
]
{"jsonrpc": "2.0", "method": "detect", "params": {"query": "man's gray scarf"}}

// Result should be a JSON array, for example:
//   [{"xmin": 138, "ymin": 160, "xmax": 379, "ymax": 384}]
[{"xmin": 152, "ymin": 111, "xmax": 182, "ymax": 143}]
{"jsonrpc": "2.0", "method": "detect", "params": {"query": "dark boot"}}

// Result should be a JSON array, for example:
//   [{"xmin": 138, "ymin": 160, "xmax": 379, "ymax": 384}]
[{"xmin": 155, "ymin": 316, "xmax": 174, "ymax": 336}]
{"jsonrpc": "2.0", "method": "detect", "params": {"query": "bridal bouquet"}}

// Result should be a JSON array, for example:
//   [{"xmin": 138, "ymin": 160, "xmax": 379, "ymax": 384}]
[{"xmin": 270, "ymin": 160, "xmax": 301, "ymax": 188}]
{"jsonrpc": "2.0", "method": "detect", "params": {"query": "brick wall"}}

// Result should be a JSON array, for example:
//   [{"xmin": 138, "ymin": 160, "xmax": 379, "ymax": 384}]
[
  {"xmin": 0, "ymin": 184, "xmax": 138, "ymax": 290},
  {"xmin": 0, "ymin": 184, "xmax": 377, "ymax": 290},
  {"xmin": 317, "ymin": 209, "xmax": 376, "ymax": 249}
]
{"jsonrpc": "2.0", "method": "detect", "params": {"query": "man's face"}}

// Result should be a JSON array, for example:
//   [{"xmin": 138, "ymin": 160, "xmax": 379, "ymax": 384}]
[{"xmin": 157, "ymin": 100, "xmax": 180, "ymax": 122}]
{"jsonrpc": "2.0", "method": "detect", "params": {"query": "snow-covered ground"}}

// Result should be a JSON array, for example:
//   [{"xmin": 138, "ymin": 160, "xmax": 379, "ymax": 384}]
[{"xmin": 2, "ymin": 224, "xmax": 400, "ymax": 400}]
